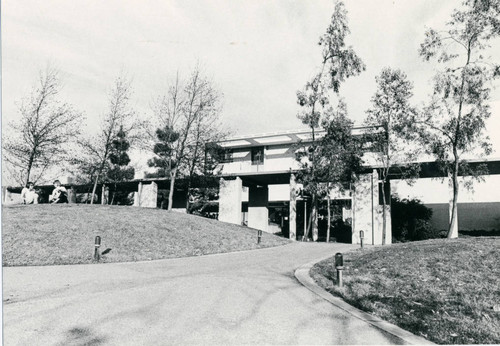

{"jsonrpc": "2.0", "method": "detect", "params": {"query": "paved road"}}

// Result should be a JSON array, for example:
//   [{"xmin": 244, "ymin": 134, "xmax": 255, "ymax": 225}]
[{"xmin": 3, "ymin": 243, "xmax": 404, "ymax": 345}]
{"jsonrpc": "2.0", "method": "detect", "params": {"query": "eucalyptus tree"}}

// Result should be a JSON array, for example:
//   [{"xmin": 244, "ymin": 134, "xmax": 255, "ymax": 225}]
[
  {"xmin": 317, "ymin": 102, "xmax": 363, "ymax": 242},
  {"xmin": 296, "ymin": 1, "xmax": 365, "ymax": 241},
  {"xmin": 365, "ymin": 68, "xmax": 419, "ymax": 244},
  {"xmin": 414, "ymin": 0, "xmax": 499, "ymax": 238}
]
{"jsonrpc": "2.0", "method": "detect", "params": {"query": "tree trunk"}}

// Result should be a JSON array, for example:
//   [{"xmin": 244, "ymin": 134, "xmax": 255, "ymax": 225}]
[
  {"xmin": 448, "ymin": 171, "xmax": 459, "ymax": 239},
  {"xmin": 303, "ymin": 213, "xmax": 312, "ymax": 241},
  {"xmin": 90, "ymin": 172, "xmax": 100, "ymax": 205},
  {"xmin": 381, "ymin": 179, "xmax": 387, "ymax": 245},
  {"xmin": 167, "ymin": 168, "xmax": 177, "ymax": 211},
  {"xmin": 326, "ymin": 185, "xmax": 331, "ymax": 243},
  {"xmin": 185, "ymin": 180, "xmax": 192, "ymax": 213},
  {"xmin": 303, "ymin": 198, "xmax": 319, "ymax": 241},
  {"xmin": 25, "ymin": 151, "xmax": 36, "ymax": 185},
  {"xmin": 446, "ymin": 41, "xmax": 470, "ymax": 238},
  {"xmin": 110, "ymin": 183, "xmax": 117, "ymax": 205},
  {"xmin": 312, "ymin": 197, "xmax": 318, "ymax": 241}
]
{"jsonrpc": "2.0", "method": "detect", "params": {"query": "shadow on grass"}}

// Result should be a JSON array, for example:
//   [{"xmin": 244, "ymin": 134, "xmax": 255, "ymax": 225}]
[
  {"xmin": 459, "ymin": 229, "xmax": 500, "ymax": 237},
  {"xmin": 61, "ymin": 326, "xmax": 107, "ymax": 346}
]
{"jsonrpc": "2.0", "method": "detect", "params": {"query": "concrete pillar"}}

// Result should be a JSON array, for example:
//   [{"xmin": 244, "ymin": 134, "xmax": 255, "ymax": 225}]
[
  {"xmin": 353, "ymin": 170, "xmax": 391, "ymax": 245},
  {"xmin": 68, "ymin": 187, "xmax": 77, "ymax": 203},
  {"xmin": 139, "ymin": 182, "xmax": 158, "ymax": 208},
  {"xmin": 248, "ymin": 185, "xmax": 269, "ymax": 232},
  {"xmin": 134, "ymin": 182, "xmax": 143, "ymax": 207},
  {"xmin": 218, "ymin": 177, "xmax": 243, "ymax": 225},
  {"xmin": 372, "ymin": 171, "xmax": 383, "ymax": 245},
  {"xmin": 289, "ymin": 174, "xmax": 297, "ymax": 241},
  {"xmin": 353, "ymin": 171, "xmax": 377, "ymax": 245},
  {"xmin": 101, "ymin": 185, "xmax": 109, "ymax": 205}
]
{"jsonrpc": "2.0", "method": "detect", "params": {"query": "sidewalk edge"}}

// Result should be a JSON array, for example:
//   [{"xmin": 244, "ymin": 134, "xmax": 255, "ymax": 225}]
[{"xmin": 294, "ymin": 259, "xmax": 435, "ymax": 345}]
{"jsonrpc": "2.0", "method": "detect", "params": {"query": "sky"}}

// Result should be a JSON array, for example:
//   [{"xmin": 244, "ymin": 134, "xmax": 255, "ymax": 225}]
[{"xmin": 2, "ymin": 0, "xmax": 500, "ymax": 181}]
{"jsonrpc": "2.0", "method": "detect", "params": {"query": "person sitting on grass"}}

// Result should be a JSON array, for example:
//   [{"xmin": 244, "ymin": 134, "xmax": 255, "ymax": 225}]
[
  {"xmin": 21, "ymin": 182, "xmax": 39, "ymax": 204},
  {"xmin": 49, "ymin": 180, "xmax": 68, "ymax": 204}
]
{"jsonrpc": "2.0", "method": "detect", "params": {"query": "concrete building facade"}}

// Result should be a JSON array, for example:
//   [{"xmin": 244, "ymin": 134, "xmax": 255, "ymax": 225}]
[
  {"xmin": 216, "ymin": 129, "xmax": 500, "ymax": 244},
  {"xmin": 217, "ymin": 128, "xmax": 390, "ymax": 245}
]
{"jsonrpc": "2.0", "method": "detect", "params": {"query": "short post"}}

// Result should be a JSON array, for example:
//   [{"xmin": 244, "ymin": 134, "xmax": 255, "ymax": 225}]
[
  {"xmin": 360, "ymin": 230, "xmax": 364, "ymax": 248},
  {"xmin": 94, "ymin": 236, "xmax": 101, "ymax": 262},
  {"xmin": 257, "ymin": 230, "xmax": 262, "ymax": 244},
  {"xmin": 335, "ymin": 252, "xmax": 344, "ymax": 287}
]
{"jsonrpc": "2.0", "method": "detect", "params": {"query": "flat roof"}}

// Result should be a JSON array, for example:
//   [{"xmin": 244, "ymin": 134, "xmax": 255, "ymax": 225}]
[{"xmin": 219, "ymin": 125, "xmax": 383, "ymax": 149}]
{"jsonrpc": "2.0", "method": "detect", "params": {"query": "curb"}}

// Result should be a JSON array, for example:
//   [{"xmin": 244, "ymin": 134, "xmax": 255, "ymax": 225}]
[{"xmin": 294, "ymin": 258, "xmax": 435, "ymax": 345}]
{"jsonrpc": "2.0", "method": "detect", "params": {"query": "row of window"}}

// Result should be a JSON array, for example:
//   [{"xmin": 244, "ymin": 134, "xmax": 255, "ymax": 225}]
[{"xmin": 221, "ymin": 147, "xmax": 265, "ymax": 165}]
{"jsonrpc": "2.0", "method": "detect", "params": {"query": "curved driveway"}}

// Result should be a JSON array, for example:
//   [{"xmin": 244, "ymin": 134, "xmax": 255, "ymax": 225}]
[{"xmin": 3, "ymin": 242, "xmax": 404, "ymax": 345}]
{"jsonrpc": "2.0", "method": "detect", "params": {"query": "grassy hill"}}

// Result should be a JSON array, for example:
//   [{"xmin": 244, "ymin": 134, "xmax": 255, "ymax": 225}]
[
  {"xmin": 2, "ymin": 204, "xmax": 290, "ymax": 266},
  {"xmin": 311, "ymin": 238, "xmax": 500, "ymax": 345}
]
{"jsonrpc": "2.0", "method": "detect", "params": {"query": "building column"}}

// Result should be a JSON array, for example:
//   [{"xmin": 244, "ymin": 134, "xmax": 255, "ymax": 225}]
[
  {"xmin": 134, "ymin": 182, "xmax": 143, "ymax": 207},
  {"xmin": 289, "ymin": 173, "xmax": 297, "ymax": 241},
  {"xmin": 248, "ymin": 185, "xmax": 269, "ymax": 232},
  {"xmin": 218, "ymin": 177, "xmax": 242, "ymax": 225},
  {"xmin": 68, "ymin": 187, "xmax": 77, "ymax": 203},
  {"xmin": 353, "ymin": 170, "xmax": 391, "ymax": 245},
  {"xmin": 140, "ymin": 182, "xmax": 158, "ymax": 208},
  {"xmin": 101, "ymin": 185, "xmax": 109, "ymax": 205},
  {"xmin": 352, "ymin": 170, "xmax": 377, "ymax": 245}
]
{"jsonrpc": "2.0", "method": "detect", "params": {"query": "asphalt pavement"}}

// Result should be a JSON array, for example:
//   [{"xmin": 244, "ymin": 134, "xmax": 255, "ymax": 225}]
[{"xmin": 3, "ymin": 242, "xmax": 407, "ymax": 345}]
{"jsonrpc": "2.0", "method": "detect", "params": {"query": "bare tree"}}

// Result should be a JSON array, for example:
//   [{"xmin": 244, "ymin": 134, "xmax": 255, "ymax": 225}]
[
  {"xmin": 74, "ymin": 74, "xmax": 138, "ymax": 204},
  {"xmin": 183, "ymin": 96, "xmax": 227, "ymax": 211},
  {"xmin": 148, "ymin": 67, "xmax": 223, "ymax": 210},
  {"xmin": 3, "ymin": 66, "xmax": 84, "ymax": 185}
]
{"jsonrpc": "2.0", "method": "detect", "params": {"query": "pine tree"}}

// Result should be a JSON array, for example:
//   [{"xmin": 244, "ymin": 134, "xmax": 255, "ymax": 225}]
[
  {"xmin": 147, "ymin": 125, "xmax": 180, "ymax": 206},
  {"xmin": 107, "ymin": 126, "xmax": 134, "ymax": 204}
]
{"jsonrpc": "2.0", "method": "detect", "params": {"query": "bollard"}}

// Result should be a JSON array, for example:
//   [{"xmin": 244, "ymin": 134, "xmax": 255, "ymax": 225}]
[
  {"xmin": 335, "ymin": 252, "xmax": 344, "ymax": 287},
  {"xmin": 257, "ymin": 230, "xmax": 262, "ymax": 244},
  {"xmin": 360, "ymin": 230, "xmax": 364, "ymax": 248},
  {"xmin": 94, "ymin": 236, "xmax": 101, "ymax": 262}
]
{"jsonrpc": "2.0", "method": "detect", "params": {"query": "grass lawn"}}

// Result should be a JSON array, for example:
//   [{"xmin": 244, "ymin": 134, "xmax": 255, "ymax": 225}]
[
  {"xmin": 2, "ymin": 204, "xmax": 290, "ymax": 266},
  {"xmin": 310, "ymin": 238, "xmax": 500, "ymax": 345}
]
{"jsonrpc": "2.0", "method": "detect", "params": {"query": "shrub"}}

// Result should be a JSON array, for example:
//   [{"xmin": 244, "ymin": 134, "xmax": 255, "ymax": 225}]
[
  {"xmin": 391, "ymin": 197, "xmax": 440, "ymax": 242},
  {"xmin": 331, "ymin": 218, "xmax": 352, "ymax": 243}
]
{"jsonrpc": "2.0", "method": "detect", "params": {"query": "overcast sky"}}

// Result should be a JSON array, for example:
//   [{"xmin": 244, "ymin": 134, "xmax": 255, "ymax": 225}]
[{"xmin": 2, "ymin": 0, "xmax": 500, "ymax": 178}]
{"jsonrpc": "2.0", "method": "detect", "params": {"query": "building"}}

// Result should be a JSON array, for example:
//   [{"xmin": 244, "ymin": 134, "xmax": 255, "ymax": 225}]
[
  {"xmin": 216, "ymin": 128, "xmax": 500, "ymax": 243},
  {"xmin": 4, "ymin": 128, "xmax": 498, "ymax": 242},
  {"xmin": 216, "ymin": 127, "xmax": 391, "ymax": 244}
]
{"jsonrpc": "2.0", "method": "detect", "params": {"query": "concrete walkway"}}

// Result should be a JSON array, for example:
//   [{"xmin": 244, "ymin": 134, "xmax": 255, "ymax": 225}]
[{"xmin": 3, "ymin": 243, "xmax": 406, "ymax": 345}]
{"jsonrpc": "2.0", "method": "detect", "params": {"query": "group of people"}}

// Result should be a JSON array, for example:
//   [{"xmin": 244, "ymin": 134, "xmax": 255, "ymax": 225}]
[{"xmin": 21, "ymin": 180, "xmax": 68, "ymax": 204}]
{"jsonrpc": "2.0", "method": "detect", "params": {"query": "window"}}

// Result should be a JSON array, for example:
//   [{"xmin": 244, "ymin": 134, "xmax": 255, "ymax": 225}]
[
  {"xmin": 221, "ymin": 149, "xmax": 233, "ymax": 163},
  {"xmin": 251, "ymin": 147, "xmax": 264, "ymax": 165}
]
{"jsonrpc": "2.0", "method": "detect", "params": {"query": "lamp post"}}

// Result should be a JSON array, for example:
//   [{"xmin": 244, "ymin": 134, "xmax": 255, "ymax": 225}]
[
  {"xmin": 335, "ymin": 252, "xmax": 344, "ymax": 287},
  {"xmin": 94, "ymin": 236, "xmax": 101, "ymax": 262}
]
